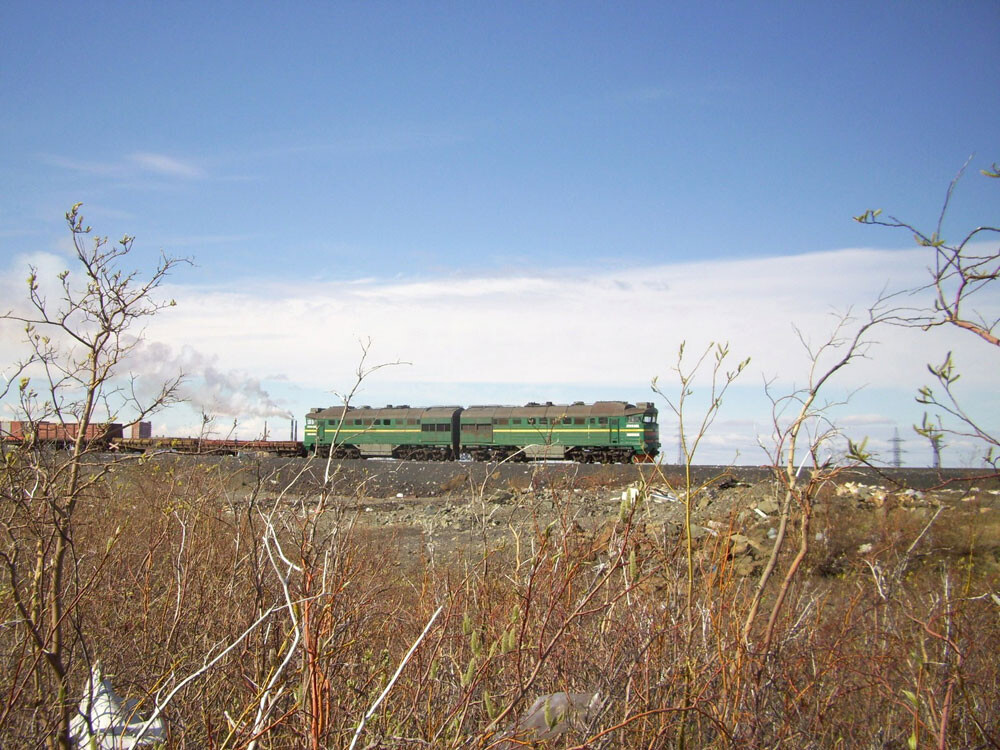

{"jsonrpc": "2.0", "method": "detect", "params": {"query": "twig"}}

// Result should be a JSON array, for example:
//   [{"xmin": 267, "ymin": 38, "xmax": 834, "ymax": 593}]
[{"xmin": 347, "ymin": 604, "xmax": 444, "ymax": 750}]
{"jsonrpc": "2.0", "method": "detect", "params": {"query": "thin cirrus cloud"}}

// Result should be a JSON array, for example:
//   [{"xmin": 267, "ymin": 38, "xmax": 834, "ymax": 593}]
[
  {"xmin": 39, "ymin": 151, "xmax": 204, "ymax": 179},
  {"xmin": 128, "ymin": 152, "xmax": 204, "ymax": 178}
]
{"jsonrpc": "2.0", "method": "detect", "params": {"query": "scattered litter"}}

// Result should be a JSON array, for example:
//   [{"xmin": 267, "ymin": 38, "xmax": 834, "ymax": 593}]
[
  {"xmin": 650, "ymin": 489, "xmax": 679, "ymax": 503},
  {"xmin": 753, "ymin": 507, "xmax": 769, "ymax": 519},
  {"xmin": 837, "ymin": 482, "xmax": 888, "ymax": 507},
  {"xmin": 757, "ymin": 497, "xmax": 779, "ymax": 514},
  {"xmin": 70, "ymin": 662, "xmax": 165, "ymax": 749},
  {"xmin": 717, "ymin": 477, "xmax": 750, "ymax": 490},
  {"xmin": 504, "ymin": 691, "xmax": 603, "ymax": 743}
]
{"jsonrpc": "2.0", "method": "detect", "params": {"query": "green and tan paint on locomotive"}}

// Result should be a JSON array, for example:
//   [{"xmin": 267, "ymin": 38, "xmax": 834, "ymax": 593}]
[
  {"xmin": 305, "ymin": 401, "xmax": 659, "ymax": 463},
  {"xmin": 460, "ymin": 401, "xmax": 658, "ymax": 462},
  {"xmin": 304, "ymin": 405, "xmax": 461, "ymax": 460}
]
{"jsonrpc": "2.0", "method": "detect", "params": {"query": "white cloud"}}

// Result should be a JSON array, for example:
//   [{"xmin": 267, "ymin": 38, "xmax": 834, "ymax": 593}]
[
  {"xmin": 40, "ymin": 151, "xmax": 204, "ymax": 180},
  {"xmin": 351, "ymin": 276, "xmax": 557, "ymax": 300},
  {"xmin": 3, "ymin": 245, "xmax": 997, "ymax": 463},
  {"xmin": 146, "ymin": 245, "xmax": 995, "ymax": 395},
  {"xmin": 838, "ymin": 413, "xmax": 897, "ymax": 427},
  {"xmin": 129, "ymin": 152, "xmax": 204, "ymax": 178},
  {"xmin": 40, "ymin": 154, "xmax": 124, "ymax": 177}
]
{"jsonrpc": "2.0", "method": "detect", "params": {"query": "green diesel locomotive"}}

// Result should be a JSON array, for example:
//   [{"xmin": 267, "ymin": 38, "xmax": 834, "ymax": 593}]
[{"xmin": 304, "ymin": 401, "xmax": 659, "ymax": 463}]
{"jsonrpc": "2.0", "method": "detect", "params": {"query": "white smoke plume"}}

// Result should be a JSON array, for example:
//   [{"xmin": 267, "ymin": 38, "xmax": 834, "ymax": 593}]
[{"xmin": 124, "ymin": 340, "xmax": 292, "ymax": 420}]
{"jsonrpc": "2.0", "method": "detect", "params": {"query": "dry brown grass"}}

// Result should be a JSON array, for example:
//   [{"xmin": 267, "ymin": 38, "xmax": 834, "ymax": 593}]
[{"xmin": 1, "ymin": 454, "xmax": 999, "ymax": 748}]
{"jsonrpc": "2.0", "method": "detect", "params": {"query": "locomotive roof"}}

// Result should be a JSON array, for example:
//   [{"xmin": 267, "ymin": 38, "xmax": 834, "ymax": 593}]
[
  {"xmin": 308, "ymin": 405, "xmax": 461, "ymax": 420},
  {"xmin": 462, "ymin": 401, "xmax": 655, "ymax": 419},
  {"xmin": 308, "ymin": 401, "xmax": 655, "ymax": 421}
]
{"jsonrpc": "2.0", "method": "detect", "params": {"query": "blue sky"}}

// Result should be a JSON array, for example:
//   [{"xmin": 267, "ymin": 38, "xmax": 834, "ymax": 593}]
[{"xmin": 1, "ymin": 2, "xmax": 998, "ymax": 465}]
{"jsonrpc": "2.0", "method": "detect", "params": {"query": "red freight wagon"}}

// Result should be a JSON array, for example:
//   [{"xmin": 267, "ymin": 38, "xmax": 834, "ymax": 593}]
[{"xmin": 0, "ymin": 421, "xmax": 123, "ymax": 444}]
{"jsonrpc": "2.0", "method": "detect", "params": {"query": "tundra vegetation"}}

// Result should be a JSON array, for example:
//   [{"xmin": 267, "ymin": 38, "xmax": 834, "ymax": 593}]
[{"xmin": 1, "ymin": 169, "xmax": 998, "ymax": 749}]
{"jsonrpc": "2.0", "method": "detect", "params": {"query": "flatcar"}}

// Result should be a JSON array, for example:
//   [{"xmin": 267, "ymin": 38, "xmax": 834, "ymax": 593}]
[
  {"xmin": 1, "ymin": 420, "xmax": 305, "ymax": 457},
  {"xmin": 304, "ymin": 401, "xmax": 659, "ymax": 463},
  {"xmin": 113, "ymin": 436, "xmax": 306, "ymax": 457}
]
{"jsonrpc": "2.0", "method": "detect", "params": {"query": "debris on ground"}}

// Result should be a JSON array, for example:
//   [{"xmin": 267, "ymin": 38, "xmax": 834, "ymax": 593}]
[{"xmin": 70, "ymin": 662, "xmax": 165, "ymax": 749}]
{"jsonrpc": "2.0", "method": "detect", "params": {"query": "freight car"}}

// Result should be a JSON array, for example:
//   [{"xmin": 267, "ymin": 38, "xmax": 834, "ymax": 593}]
[
  {"xmin": 304, "ymin": 401, "xmax": 659, "ymax": 463},
  {"xmin": 1, "ymin": 421, "xmax": 305, "ymax": 457},
  {"xmin": 1, "ymin": 420, "xmax": 124, "ymax": 447}
]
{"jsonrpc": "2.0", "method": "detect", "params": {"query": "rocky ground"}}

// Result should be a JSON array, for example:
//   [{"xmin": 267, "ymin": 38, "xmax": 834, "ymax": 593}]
[{"xmin": 225, "ymin": 457, "xmax": 1000, "ymax": 577}]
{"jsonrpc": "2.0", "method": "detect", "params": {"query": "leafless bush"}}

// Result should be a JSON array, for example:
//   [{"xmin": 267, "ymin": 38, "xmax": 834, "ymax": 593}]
[{"xmin": 3, "ymin": 205, "xmax": 998, "ymax": 748}]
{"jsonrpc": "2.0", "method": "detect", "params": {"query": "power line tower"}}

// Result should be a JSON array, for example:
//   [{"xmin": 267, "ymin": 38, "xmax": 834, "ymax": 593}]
[
  {"xmin": 890, "ymin": 427, "xmax": 905, "ymax": 468},
  {"xmin": 930, "ymin": 434, "xmax": 943, "ymax": 469}
]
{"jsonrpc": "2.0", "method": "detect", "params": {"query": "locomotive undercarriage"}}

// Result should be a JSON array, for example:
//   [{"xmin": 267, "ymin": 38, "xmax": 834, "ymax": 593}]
[
  {"xmin": 314, "ymin": 444, "xmax": 362, "ymax": 459},
  {"xmin": 468, "ymin": 445, "xmax": 638, "ymax": 464},
  {"xmin": 313, "ymin": 443, "xmax": 642, "ymax": 464},
  {"xmin": 392, "ymin": 445, "xmax": 454, "ymax": 461},
  {"xmin": 564, "ymin": 446, "xmax": 638, "ymax": 464},
  {"xmin": 464, "ymin": 446, "xmax": 525, "ymax": 462}
]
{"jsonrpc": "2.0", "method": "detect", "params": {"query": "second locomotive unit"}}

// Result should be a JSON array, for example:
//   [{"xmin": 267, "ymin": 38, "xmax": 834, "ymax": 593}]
[{"xmin": 304, "ymin": 401, "xmax": 659, "ymax": 463}]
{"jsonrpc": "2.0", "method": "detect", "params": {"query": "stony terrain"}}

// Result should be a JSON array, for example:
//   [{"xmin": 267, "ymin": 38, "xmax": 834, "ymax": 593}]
[{"xmin": 225, "ymin": 456, "xmax": 1000, "ymax": 577}]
